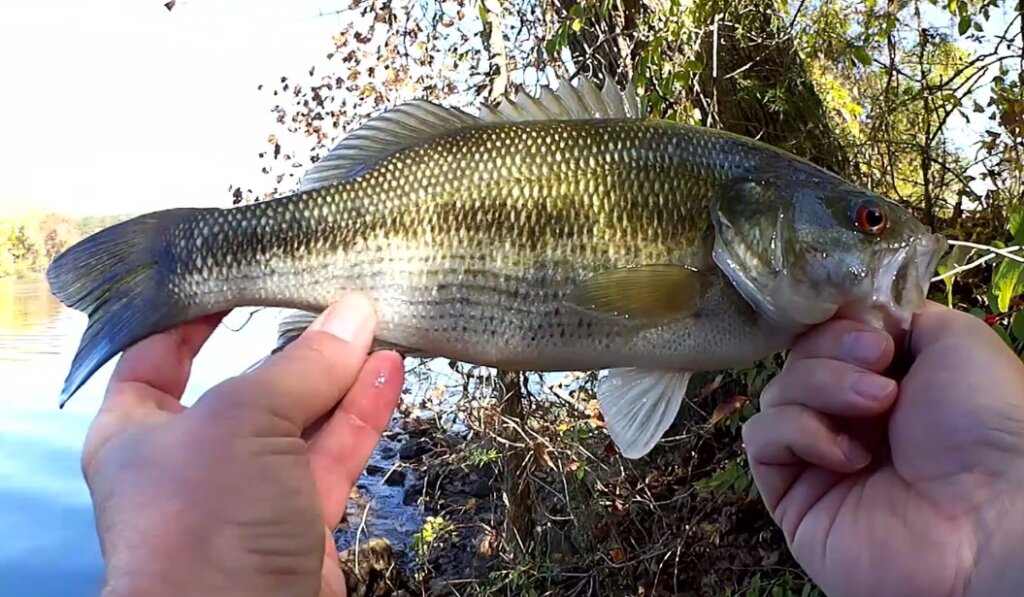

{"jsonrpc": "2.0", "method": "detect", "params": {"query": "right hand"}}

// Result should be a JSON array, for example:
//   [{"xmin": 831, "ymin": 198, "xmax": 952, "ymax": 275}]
[{"xmin": 742, "ymin": 301, "xmax": 1024, "ymax": 596}]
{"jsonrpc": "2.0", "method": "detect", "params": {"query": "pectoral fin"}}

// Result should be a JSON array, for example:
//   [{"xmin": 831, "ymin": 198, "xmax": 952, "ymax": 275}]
[
  {"xmin": 566, "ymin": 264, "xmax": 704, "ymax": 321},
  {"xmin": 598, "ymin": 368, "xmax": 692, "ymax": 458}
]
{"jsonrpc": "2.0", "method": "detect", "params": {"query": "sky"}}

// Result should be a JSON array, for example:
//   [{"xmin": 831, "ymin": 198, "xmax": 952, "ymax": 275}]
[
  {"xmin": 0, "ymin": 0, "xmax": 1015, "ymax": 218},
  {"xmin": 0, "ymin": 0, "xmax": 349, "ymax": 217}
]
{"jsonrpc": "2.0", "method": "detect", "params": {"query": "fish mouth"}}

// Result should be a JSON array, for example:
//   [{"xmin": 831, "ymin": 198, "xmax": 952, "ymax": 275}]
[{"xmin": 842, "ymin": 232, "xmax": 948, "ymax": 331}]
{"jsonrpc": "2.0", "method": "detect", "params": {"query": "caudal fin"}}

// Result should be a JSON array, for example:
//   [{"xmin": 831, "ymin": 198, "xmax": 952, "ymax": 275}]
[{"xmin": 47, "ymin": 208, "xmax": 201, "ymax": 407}]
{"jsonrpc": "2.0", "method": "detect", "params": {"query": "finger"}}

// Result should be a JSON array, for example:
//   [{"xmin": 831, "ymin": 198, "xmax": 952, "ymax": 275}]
[
  {"xmin": 206, "ymin": 293, "xmax": 377, "ymax": 432},
  {"xmin": 103, "ymin": 312, "xmax": 226, "ymax": 414},
  {"xmin": 910, "ymin": 300, "xmax": 1004, "ymax": 356},
  {"xmin": 788, "ymin": 319, "xmax": 895, "ymax": 371},
  {"xmin": 743, "ymin": 405, "xmax": 871, "ymax": 511},
  {"xmin": 309, "ymin": 350, "xmax": 403, "ymax": 526},
  {"xmin": 760, "ymin": 358, "xmax": 897, "ymax": 416}
]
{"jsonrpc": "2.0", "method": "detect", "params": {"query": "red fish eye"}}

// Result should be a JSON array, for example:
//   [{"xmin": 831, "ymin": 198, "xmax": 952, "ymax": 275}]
[{"xmin": 855, "ymin": 204, "xmax": 888, "ymax": 235}]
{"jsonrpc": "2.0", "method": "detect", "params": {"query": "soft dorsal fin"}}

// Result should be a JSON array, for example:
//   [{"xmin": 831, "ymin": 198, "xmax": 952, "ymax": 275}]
[
  {"xmin": 298, "ymin": 100, "xmax": 482, "ymax": 192},
  {"xmin": 478, "ymin": 72, "xmax": 645, "ymax": 123},
  {"xmin": 299, "ymin": 73, "xmax": 645, "ymax": 192}
]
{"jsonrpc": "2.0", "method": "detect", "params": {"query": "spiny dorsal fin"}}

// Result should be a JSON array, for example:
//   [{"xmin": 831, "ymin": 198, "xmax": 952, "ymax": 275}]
[
  {"xmin": 299, "ymin": 73, "xmax": 645, "ymax": 192},
  {"xmin": 298, "ymin": 100, "xmax": 482, "ymax": 192},
  {"xmin": 477, "ymin": 72, "xmax": 646, "ymax": 123}
]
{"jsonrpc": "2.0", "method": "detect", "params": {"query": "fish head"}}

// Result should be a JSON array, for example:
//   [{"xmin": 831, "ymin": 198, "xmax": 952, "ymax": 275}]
[{"xmin": 711, "ymin": 177, "xmax": 947, "ymax": 334}]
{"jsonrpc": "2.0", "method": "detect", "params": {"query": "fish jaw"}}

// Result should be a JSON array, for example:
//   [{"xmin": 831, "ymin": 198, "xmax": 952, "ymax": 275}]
[
  {"xmin": 714, "ymin": 226, "xmax": 949, "ymax": 335},
  {"xmin": 836, "ymin": 232, "xmax": 948, "ymax": 332}
]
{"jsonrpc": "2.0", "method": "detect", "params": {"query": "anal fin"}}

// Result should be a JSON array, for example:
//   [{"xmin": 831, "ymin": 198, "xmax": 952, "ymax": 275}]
[{"xmin": 274, "ymin": 309, "xmax": 433, "ymax": 359}]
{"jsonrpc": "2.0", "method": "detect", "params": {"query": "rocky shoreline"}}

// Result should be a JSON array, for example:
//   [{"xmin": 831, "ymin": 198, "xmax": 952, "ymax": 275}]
[{"xmin": 333, "ymin": 390, "xmax": 504, "ymax": 597}]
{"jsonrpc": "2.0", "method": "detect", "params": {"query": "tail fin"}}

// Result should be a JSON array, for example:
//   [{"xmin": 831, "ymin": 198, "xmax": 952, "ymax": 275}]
[{"xmin": 47, "ymin": 208, "xmax": 201, "ymax": 407}]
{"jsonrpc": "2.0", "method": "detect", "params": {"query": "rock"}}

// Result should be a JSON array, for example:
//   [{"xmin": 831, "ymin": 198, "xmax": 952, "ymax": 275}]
[
  {"xmin": 338, "ymin": 537, "xmax": 413, "ymax": 597},
  {"xmin": 403, "ymin": 482, "xmax": 423, "ymax": 506},
  {"xmin": 365, "ymin": 464, "xmax": 385, "ymax": 476},
  {"xmin": 383, "ymin": 468, "xmax": 407, "ymax": 486},
  {"xmin": 378, "ymin": 444, "xmax": 398, "ymax": 459},
  {"xmin": 467, "ymin": 477, "xmax": 493, "ymax": 498},
  {"xmin": 427, "ymin": 578, "xmax": 452, "ymax": 596},
  {"xmin": 399, "ymin": 438, "xmax": 432, "ymax": 461}
]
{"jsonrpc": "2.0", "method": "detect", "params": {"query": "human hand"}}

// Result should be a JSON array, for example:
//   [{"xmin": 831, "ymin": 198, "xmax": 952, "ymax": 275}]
[
  {"xmin": 742, "ymin": 301, "xmax": 1024, "ymax": 597},
  {"xmin": 82, "ymin": 293, "xmax": 404, "ymax": 597}
]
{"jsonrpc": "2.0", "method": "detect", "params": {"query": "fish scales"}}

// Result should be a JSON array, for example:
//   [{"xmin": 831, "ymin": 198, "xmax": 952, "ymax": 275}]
[
  {"xmin": 165, "ymin": 120, "xmax": 780, "ymax": 369},
  {"xmin": 47, "ymin": 74, "xmax": 946, "ymax": 458}
]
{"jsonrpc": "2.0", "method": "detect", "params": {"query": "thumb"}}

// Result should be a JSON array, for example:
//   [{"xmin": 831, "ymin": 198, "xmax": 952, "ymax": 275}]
[{"xmin": 202, "ymin": 293, "xmax": 379, "ymax": 433}]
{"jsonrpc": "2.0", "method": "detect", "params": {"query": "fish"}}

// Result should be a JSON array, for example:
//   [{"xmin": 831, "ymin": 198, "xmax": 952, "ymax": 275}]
[{"xmin": 46, "ymin": 73, "xmax": 947, "ymax": 458}]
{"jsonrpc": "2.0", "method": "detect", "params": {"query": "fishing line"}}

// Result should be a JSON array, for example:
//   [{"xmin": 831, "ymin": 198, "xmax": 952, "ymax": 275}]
[{"xmin": 220, "ymin": 307, "xmax": 268, "ymax": 332}]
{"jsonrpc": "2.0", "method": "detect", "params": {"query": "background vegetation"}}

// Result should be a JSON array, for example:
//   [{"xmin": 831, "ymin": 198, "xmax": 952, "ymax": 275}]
[
  {"xmin": 5, "ymin": 0, "xmax": 1021, "ymax": 593},
  {"xmin": 0, "ymin": 202, "xmax": 129, "ymax": 278},
  {"xmin": 236, "ymin": 0, "xmax": 1022, "ymax": 595}
]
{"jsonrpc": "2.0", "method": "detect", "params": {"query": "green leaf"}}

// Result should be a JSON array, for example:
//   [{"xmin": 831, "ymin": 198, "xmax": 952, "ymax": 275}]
[
  {"xmin": 851, "ymin": 45, "xmax": 872, "ymax": 66},
  {"xmin": 993, "ymin": 260, "xmax": 1024, "ymax": 312},
  {"xmin": 1012, "ymin": 312, "xmax": 1024, "ymax": 342},
  {"xmin": 1010, "ymin": 204, "xmax": 1024, "ymax": 245},
  {"xmin": 994, "ymin": 324, "xmax": 1014, "ymax": 348},
  {"xmin": 958, "ymin": 15, "xmax": 971, "ymax": 35},
  {"xmin": 683, "ymin": 59, "xmax": 703, "ymax": 73}
]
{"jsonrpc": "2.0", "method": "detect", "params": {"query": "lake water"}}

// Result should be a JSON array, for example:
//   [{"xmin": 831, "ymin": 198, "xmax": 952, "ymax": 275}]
[{"xmin": 0, "ymin": 276, "xmax": 308, "ymax": 596}]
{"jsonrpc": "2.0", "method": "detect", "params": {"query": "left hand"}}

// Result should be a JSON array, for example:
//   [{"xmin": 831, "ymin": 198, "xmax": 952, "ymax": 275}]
[{"xmin": 83, "ymin": 293, "xmax": 403, "ymax": 597}]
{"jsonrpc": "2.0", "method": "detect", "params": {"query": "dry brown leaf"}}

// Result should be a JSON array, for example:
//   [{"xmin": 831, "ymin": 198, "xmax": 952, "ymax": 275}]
[
  {"xmin": 710, "ymin": 395, "xmax": 750, "ymax": 426},
  {"xmin": 532, "ymin": 442, "xmax": 557, "ymax": 471}
]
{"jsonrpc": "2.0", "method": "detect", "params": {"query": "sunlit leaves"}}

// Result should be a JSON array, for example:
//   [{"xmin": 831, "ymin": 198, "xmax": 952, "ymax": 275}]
[
  {"xmin": 851, "ymin": 45, "xmax": 872, "ymax": 66},
  {"xmin": 993, "ymin": 259, "xmax": 1024, "ymax": 312},
  {"xmin": 1010, "ymin": 204, "xmax": 1024, "ymax": 245}
]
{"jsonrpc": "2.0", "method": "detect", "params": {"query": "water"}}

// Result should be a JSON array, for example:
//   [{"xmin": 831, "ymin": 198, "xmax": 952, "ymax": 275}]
[
  {"xmin": 0, "ymin": 276, "xmax": 303, "ymax": 596},
  {"xmin": 0, "ymin": 276, "xmax": 555, "ymax": 595}
]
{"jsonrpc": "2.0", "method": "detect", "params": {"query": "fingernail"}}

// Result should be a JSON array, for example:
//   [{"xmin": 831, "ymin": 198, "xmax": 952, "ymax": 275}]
[
  {"xmin": 849, "ymin": 373, "xmax": 896, "ymax": 402},
  {"xmin": 837, "ymin": 434, "xmax": 871, "ymax": 467},
  {"xmin": 841, "ymin": 331, "xmax": 888, "ymax": 366},
  {"xmin": 313, "ymin": 294, "xmax": 375, "ymax": 343}
]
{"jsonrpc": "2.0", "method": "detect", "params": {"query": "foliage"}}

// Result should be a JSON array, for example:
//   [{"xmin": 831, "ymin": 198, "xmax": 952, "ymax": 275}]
[
  {"xmin": 0, "ymin": 201, "xmax": 131, "ymax": 278},
  {"xmin": 239, "ymin": 0, "xmax": 1023, "ymax": 593},
  {"xmin": 411, "ymin": 515, "xmax": 456, "ymax": 562}
]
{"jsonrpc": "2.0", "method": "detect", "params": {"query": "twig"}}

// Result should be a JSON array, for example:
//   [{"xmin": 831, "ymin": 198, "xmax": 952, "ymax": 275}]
[
  {"xmin": 932, "ymin": 241, "xmax": 1024, "ymax": 283},
  {"xmin": 932, "ymin": 245, "xmax": 1022, "ymax": 282},
  {"xmin": 354, "ymin": 500, "xmax": 372, "ymax": 573}
]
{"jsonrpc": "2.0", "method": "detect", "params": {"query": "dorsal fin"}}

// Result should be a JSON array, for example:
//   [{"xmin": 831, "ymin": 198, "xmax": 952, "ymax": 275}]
[
  {"xmin": 298, "ymin": 73, "xmax": 646, "ymax": 192},
  {"xmin": 298, "ymin": 100, "xmax": 482, "ymax": 191},
  {"xmin": 477, "ymin": 72, "xmax": 646, "ymax": 123}
]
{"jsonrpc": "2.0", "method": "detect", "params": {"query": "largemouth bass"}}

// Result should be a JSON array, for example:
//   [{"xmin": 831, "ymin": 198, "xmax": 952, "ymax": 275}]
[{"xmin": 47, "ymin": 74, "xmax": 946, "ymax": 458}]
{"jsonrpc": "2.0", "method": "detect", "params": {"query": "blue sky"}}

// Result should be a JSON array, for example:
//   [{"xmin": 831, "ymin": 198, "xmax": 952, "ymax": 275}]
[{"xmin": 0, "ymin": 0, "xmax": 348, "ymax": 216}]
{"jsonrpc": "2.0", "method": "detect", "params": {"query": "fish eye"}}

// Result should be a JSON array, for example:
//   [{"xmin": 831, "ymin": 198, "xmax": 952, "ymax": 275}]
[{"xmin": 855, "ymin": 203, "xmax": 888, "ymax": 235}]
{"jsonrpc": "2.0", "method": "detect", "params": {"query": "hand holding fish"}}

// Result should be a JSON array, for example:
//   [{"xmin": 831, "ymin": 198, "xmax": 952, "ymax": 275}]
[
  {"xmin": 743, "ymin": 301, "xmax": 1024, "ymax": 597},
  {"xmin": 82, "ymin": 294, "xmax": 402, "ymax": 597}
]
